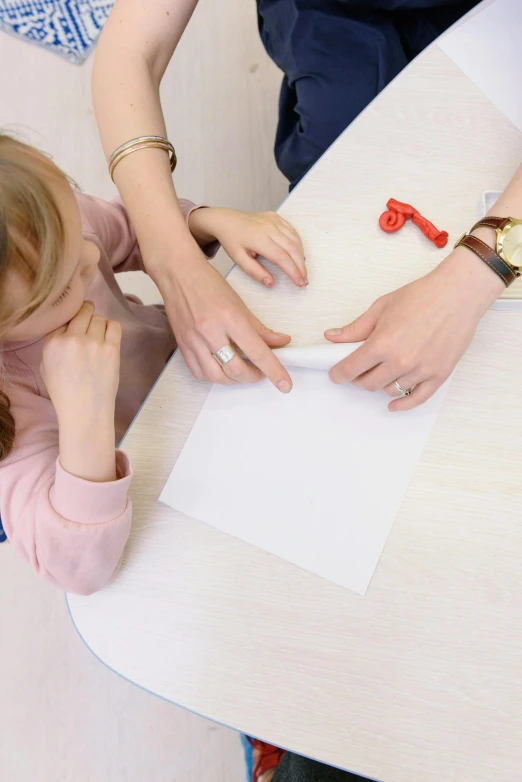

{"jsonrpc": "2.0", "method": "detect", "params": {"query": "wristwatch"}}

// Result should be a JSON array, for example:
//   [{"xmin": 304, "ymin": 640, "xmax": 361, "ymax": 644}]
[{"xmin": 454, "ymin": 216, "xmax": 522, "ymax": 287}]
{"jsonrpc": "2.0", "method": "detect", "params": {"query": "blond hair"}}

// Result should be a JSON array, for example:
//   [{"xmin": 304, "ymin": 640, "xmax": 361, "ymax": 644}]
[{"xmin": 0, "ymin": 134, "xmax": 67, "ymax": 460}]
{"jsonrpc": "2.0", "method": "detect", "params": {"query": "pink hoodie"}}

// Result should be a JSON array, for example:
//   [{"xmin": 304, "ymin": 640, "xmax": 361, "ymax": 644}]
[{"xmin": 0, "ymin": 194, "xmax": 215, "ymax": 595}]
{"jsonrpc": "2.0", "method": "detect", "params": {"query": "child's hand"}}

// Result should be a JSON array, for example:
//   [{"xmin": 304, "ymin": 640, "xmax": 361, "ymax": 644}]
[
  {"xmin": 188, "ymin": 208, "xmax": 307, "ymax": 288},
  {"xmin": 41, "ymin": 301, "xmax": 122, "ymax": 482},
  {"xmin": 41, "ymin": 301, "xmax": 122, "ymax": 423}
]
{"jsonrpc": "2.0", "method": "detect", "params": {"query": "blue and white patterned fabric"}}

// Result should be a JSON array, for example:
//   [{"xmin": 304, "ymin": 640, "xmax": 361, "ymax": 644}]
[
  {"xmin": 241, "ymin": 734, "xmax": 254, "ymax": 782},
  {"xmin": 0, "ymin": 0, "xmax": 113, "ymax": 64}
]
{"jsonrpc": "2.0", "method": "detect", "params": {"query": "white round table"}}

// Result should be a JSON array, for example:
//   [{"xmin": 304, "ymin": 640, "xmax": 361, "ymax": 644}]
[{"xmin": 68, "ymin": 22, "xmax": 522, "ymax": 782}]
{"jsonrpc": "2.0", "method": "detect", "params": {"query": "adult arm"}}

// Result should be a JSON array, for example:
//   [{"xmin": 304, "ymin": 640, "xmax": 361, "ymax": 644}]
[{"xmin": 92, "ymin": 0, "xmax": 294, "ymax": 392}]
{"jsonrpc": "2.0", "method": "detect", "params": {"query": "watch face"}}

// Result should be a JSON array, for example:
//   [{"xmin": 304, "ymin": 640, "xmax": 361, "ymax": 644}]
[{"xmin": 501, "ymin": 223, "xmax": 522, "ymax": 269}]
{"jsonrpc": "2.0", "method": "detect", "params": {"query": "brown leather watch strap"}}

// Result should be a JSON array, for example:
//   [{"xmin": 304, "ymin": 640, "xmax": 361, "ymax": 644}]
[
  {"xmin": 471, "ymin": 216, "xmax": 511, "ymax": 231},
  {"xmin": 455, "ymin": 234, "xmax": 519, "ymax": 287}
]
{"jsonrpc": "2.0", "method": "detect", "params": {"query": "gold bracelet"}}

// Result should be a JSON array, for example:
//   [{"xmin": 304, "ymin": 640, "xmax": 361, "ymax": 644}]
[{"xmin": 108, "ymin": 136, "xmax": 177, "ymax": 181}]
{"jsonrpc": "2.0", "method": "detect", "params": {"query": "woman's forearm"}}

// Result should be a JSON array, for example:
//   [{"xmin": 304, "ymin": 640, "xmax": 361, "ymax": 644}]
[
  {"xmin": 488, "ymin": 163, "xmax": 522, "ymax": 217},
  {"xmin": 470, "ymin": 163, "xmax": 522, "ymax": 248},
  {"xmin": 92, "ymin": 0, "xmax": 202, "ymax": 278}
]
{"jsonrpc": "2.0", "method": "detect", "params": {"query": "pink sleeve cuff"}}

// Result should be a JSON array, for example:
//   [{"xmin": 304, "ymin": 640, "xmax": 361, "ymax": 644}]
[
  {"xmin": 50, "ymin": 450, "xmax": 132, "ymax": 524},
  {"xmin": 179, "ymin": 200, "xmax": 220, "ymax": 260}
]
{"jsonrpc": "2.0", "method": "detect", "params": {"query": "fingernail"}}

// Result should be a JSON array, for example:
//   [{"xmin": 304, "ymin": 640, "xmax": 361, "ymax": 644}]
[
  {"xmin": 299, "ymin": 278, "xmax": 306, "ymax": 287},
  {"xmin": 277, "ymin": 379, "xmax": 292, "ymax": 393},
  {"xmin": 325, "ymin": 328, "xmax": 342, "ymax": 336},
  {"xmin": 275, "ymin": 332, "xmax": 290, "ymax": 338},
  {"xmin": 263, "ymin": 277, "xmax": 273, "ymax": 288}
]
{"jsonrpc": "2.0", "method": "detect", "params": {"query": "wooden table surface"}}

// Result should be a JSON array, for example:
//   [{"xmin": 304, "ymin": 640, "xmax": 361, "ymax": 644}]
[{"xmin": 68, "ymin": 20, "xmax": 522, "ymax": 782}]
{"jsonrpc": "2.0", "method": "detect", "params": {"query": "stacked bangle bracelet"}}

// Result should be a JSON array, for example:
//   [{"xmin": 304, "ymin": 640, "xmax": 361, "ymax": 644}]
[{"xmin": 108, "ymin": 136, "xmax": 177, "ymax": 181}]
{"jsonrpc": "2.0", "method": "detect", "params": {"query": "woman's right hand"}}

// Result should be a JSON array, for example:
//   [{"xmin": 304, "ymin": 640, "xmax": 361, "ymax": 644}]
[
  {"xmin": 41, "ymin": 302, "xmax": 122, "ymax": 482},
  {"xmin": 156, "ymin": 255, "xmax": 294, "ymax": 392}
]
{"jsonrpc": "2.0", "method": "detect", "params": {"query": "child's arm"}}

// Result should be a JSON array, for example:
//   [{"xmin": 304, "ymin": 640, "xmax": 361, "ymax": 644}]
[
  {"xmin": 41, "ymin": 302, "xmax": 121, "ymax": 483},
  {"xmin": 81, "ymin": 194, "xmax": 305, "ymax": 287},
  {"xmin": 78, "ymin": 194, "xmax": 219, "ymax": 274},
  {"xmin": 1, "ymin": 422, "xmax": 132, "ymax": 595},
  {"xmin": 1, "ymin": 303, "xmax": 131, "ymax": 595}
]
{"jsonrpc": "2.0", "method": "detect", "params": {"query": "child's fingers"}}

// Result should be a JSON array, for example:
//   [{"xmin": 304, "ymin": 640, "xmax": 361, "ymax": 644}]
[
  {"xmin": 279, "ymin": 216, "xmax": 300, "ymax": 236},
  {"xmin": 278, "ymin": 224, "xmax": 306, "ymax": 254},
  {"xmin": 277, "ymin": 219, "xmax": 306, "ymax": 253},
  {"xmin": 43, "ymin": 325, "xmax": 67, "ymax": 345},
  {"xmin": 270, "ymin": 230, "xmax": 307, "ymax": 280},
  {"xmin": 278, "ymin": 218, "xmax": 306, "ymax": 252},
  {"xmin": 66, "ymin": 301, "xmax": 95, "ymax": 335},
  {"xmin": 104, "ymin": 319, "xmax": 122, "ymax": 347},
  {"xmin": 87, "ymin": 313, "xmax": 109, "ymax": 342},
  {"xmin": 235, "ymin": 249, "xmax": 274, "ymax": 288},
  {"xmin": 275, "ymin": 220, "xmax": 299, "ymax": 240},
  {"xmin": 263, "ymin": 238, "xmax": 306, "ymax": 287}
]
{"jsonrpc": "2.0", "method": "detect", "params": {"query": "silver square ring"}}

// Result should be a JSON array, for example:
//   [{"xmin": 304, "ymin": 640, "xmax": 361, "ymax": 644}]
[{"xmin": 214, "ymin": 345, "xmax": 236, "ymax": 366}]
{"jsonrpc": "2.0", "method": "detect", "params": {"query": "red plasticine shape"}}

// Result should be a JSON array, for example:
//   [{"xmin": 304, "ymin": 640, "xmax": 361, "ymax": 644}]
[{"xmin": 379, "ymin": 198, "xmax": 448, "ymax": 248}]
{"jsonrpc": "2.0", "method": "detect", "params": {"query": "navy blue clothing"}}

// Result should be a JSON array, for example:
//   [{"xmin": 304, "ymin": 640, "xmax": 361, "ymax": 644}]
[
  {"xmin": 272, "ymin": 753, "xmax": 369, "ymax": 781},
  {"xmin": 256, "ymin": 0, "xmax": 480, "ymax": 188}
]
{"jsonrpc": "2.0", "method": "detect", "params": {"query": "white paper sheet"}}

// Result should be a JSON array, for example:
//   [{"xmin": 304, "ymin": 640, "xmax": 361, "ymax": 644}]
[
  {"xmin": 439, "ymin": 0, "xmax": 522, "ymax": 133},
  {"xmin": 483, "ymin": 191, "xmax": 502, "ymax": 216},
  {"xmin": 272, "ymin": 342, "xmax": 361, "ymax": 370},
  {"xmin": 160, "ymin": 359, "xmax": 449, "ymax": 595}
]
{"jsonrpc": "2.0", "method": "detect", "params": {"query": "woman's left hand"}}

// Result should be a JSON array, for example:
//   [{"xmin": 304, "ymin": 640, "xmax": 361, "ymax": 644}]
[
  {"xmin": 324, "ymin": 246, "xmax": 505, "ymax": 411},
  {"xmin": 189, "ymin": 207, "xmax": 307, "ymax": 288}
]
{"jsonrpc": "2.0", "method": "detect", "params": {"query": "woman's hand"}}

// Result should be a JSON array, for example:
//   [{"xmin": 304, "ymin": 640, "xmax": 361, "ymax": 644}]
[
  {"xmin": 188, "ymin": 207, "xmax": 307, "ymax": 288},
  {"xmin": 154, "ymin": 253, "xmax": 294, "ymax": 390},
  {"xmin": 325, "ymin": 247, "xmax": 505, "ymax": 411},
  {"xmin": 41, "ymin": 301, "xmax": 122, "ymax": 481}
]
